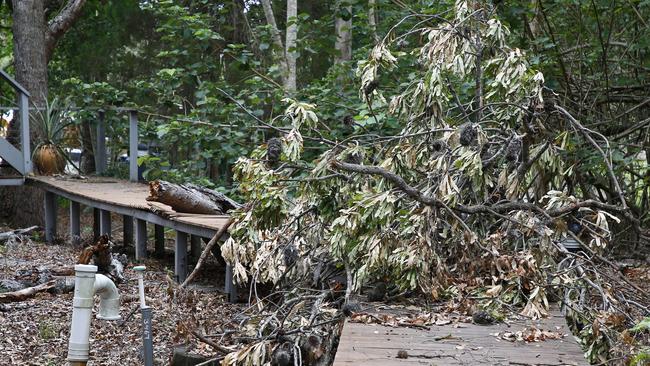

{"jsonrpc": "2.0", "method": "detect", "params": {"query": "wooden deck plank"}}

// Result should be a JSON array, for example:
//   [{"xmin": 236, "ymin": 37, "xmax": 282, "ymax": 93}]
[
  {"xmin": 27, "ymin": 176, "xmax": 230, "ymax": 237},
  {"xmin": 334, "ymin": 308, "xmax": 586, "ymax": 366}
]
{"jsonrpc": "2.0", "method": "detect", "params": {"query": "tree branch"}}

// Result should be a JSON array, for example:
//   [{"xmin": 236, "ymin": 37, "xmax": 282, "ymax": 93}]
[
  {"xmin": 331, "ymin": 160, "xmax": 630, "ymax": 219},
  {"xmin": 45, "ymin": 0, "xmax": 87, "ymax": 61}
]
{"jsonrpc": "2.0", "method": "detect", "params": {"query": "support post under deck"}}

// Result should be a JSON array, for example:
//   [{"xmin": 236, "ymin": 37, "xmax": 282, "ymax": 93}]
[
  {"xmin": 95, "ymin": 110, "xmax": 106, "ymax": 174},
  {"xmin": 123, "ymin": 215, "xmax": 134, "ymax": 245},
  {"xmin": 100, "ymin": 210, "xmax": 111, "ymax": 237},
  {"xmin": 70, "ymin": 201, "xmax": 80, "ymax": 245},
  {"xmin": 129, "ymin": 110, "xmax": 139, "ymax": 182},
  {"xmin": 154, "ymin": 225, "xmax": 165, "ymax": 258},
  {"xmin": 225, "ymin": 264, "xmax": 237, "ymax": 303},
  {"xmin": 190, "ymin": 235, "xmax": 201, "ymax": 262},
  {"xmin": 93, "ymin": 208, "xmax": 100, "ymax": 240},
  {"xmin": 135, "ymin": 218, "xmax": 147, "ymax": 260},
  {"xmin": 44, "ymin": 191, "xmax": 57, "ymax": 243},
  {"xmin": 175, "ymin": 231, "xmax": 188, "ymax": 282}
]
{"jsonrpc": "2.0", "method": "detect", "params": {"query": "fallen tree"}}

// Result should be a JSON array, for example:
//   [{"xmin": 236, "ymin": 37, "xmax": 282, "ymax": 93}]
[{"xmin": 195, "ymin": 2, "xmax": 649, "ymax": 365}]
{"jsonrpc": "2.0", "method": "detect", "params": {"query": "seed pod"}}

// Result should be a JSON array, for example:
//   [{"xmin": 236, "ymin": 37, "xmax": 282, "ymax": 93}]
[
  {"xmin": 431, "ymin": 139, "xmax": 447, "ymax": 152},
  {"xmin": 272, "ymin": 342, "xmax": 294, "ymax": 366},
  {"xmin": 345, "ymin": 152, "xmax": 362, "ymax": 164},
  {"xmin": 364, "ymin": 80, "xmax": 379, "ymax": 96},
  {"xmin": 301, "ymin": 335, "xmax": 324, "ymax": 364},
  {"xmin": 342, "ymin": 301, "xmax": 361, "ymax": 316},
  {"xmin": 267, "ymin": 138, "xmax": 282, "ymax": 163},
  {"xmin": 459, "ymin": 123, "xmax": 477, "ymax": 146},
  {"xmin": 283, "ymin": 244, "xmax": 299, "ymax": 267},
  {"xmin": 505, "ymin": 136, "xmax": 522, "ymax": 162}
]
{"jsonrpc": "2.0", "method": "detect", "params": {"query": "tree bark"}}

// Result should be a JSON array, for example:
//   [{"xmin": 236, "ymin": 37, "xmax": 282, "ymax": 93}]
[
  {"xmin": 80, "ymin": 119, "xmax": 95, "ymax": 174},
  {"xmin": 260, "ymin": 0, "xmax": 290, "ymax": 90},
  {"xmin": 0, "ymin": 280, "xmax": 56, "ymax": 303},
  {"xmin": 368, "ymin": 0, "xmax": 379, "ymax": 43},
  {"xmin": 335, "ymin": 2, "xmax": 352, "ymax": 64},
  {"xmin": 12, "ymin": 0, "xmax": 49, "ymax": 107},
  {"xmin": 147, "ymin": 180, "xmax": 241, "ymax": 215},
  {"xmin": 45, "ymin": 0, "xmax": 87, "ymax": 60},
  {"xmin": 285, "ymin": 0, "xmax": 298, "ymax": 92}
]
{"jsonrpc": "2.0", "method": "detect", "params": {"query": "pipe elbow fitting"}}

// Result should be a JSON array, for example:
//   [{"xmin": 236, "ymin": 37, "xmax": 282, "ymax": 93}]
[{"xmin": 94, "ymin": 274, "xmax": 121, "ymax": 320}]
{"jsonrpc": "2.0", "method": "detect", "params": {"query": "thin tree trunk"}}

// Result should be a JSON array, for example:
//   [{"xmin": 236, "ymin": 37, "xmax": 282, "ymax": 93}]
[
  {"xmin": 80, "ymin": 120, "xmax": 95, "ymax": 174},
  {"xmin": 368, "ymin": 0, "xmax": 379, "ymax": 43},
  {"xmin": 260, "ymin": 0, "xmax": 290, "ymax": 90},
  {"xmin": 335, "ymin": 3, "xmax": 352, "ymax": 64},
  {"xmin": 285, "ymin": 0, "xmax": 298, "ymax": 92}
]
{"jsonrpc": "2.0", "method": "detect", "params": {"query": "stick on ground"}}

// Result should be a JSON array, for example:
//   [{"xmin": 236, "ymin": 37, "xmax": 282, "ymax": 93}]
[{"xmin": 180, "ymin": 216, "xmax": 235, "ymax": 289}]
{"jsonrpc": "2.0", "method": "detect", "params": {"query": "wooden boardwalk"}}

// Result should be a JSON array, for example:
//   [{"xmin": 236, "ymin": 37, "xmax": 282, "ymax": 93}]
[
  {"xmin": 334, "ymin": 308, "xmax": 586, "ymax": 366},
  {"xmin": 28, "ymin": 175, "xmax": 230, "ymax": 238},
  {"xmin": 26, "ymin": 175, "xmax": 236, "ymax": 300}
]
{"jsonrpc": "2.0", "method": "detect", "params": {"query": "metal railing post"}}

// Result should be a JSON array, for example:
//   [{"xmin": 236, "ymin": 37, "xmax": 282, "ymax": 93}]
[
  {"xmin": 19, "ymin": 92, "xmax": 31, "ymax": 174},
  {"xmin": 95, "ymin": 110, "xmax": 106, "ymax": 174},
  {"xmin": 129, "ymin": 110, "xmax": 138, "ymax": 182}
]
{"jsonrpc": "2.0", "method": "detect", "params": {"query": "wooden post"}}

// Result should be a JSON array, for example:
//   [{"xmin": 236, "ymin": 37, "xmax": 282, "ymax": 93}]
[
  {"xmin": 123, "ymin": 215, "xmax": 133, "ymax": 245},
  {"xmin": 93, "ymin": 208, "xmax": 100, "ymax": 240},
  {"xmin": 154, "ymin": 225, "xmax": 165, "ymax": 258},
  {"xmin": 225, "ymin": 264, "xmax": 237, "ymax": 303},
  {"xmin": 70, "ymin": 201, "xmax": 80, "ymax": 245},
  {"xmin": 135, "ymin": 219, "xmax": 147, "ymax": 260},
  {"xmin": 44, "ymin": 191, "xmax": 57, "ymax": 243},
  {"xmin": 129, "ymin": 110, "xmax": 138, "ymax": 182},
  {"xmin": 175, "ymin": 231, "xmax": 188, "ymax": 282},
  {"xmin": 95, "ymin": 110, "xmax": 106, "ymax": 174},
  {"xmin": 190, "ymin": 235, "xmax": 201, "ymax": 262},
  {"xmin": 100, "ymin": 210, "xmax": 111, "ymax": 237}
]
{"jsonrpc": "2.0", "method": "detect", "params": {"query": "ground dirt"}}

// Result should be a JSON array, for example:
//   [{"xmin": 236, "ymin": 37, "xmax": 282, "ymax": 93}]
[{"xmin": 0, "ymin": 219, "xmax": 243, "ymax": 366}]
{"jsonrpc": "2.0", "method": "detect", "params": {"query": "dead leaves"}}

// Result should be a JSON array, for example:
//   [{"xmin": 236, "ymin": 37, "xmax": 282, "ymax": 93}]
[
  {"xmin": 349, "ymin": 312, "xmax": 466, "ymax": 329},
  {"xmin": 493, "ymin": 326, "xmax": 566, "ymax": 343}
]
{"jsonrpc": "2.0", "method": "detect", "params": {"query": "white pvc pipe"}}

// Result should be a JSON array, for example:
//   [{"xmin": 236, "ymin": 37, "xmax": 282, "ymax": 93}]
[
  {"xmin": 94, "ymin": 274, "xmax": 121, "ymax": 320},
  {"xmin": 67, "ymin": 264, "xmax": 97, "ymax": 364},
  {"xmin": 67, "ymin": 265, "xmax": 121, "ymax": 365}
]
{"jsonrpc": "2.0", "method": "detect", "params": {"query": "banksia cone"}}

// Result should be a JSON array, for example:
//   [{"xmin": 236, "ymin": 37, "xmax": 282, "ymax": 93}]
[
  {"xmin": 267, "ymin": 138, "xmax": 282, "ymax": 163},
  {"xmin": 505, "ymin": 136, "xmax": 522, "ymax": 162},
  {"xmin": 459, "ymin": 123, "xmax": 477, "ymax": 146}
]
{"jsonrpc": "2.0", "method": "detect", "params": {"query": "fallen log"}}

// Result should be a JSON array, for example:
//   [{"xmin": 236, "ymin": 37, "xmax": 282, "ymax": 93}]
[
  {"xmin": 0, "ymin": 226, "xmax": 39, "ymax": 242},
  {"xmin": 0, "ymin": 280, "xmax": 56, "ymax": 303},
  {"xmin": 147, "ymin": 180, "xmax": 240, "ymax": 214}
]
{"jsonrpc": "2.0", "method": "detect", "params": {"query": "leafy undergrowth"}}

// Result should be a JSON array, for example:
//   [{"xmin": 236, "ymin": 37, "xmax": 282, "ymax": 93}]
[{"xmin": 0, "ymin": 232, "xmax": 243, "ymax": 365}]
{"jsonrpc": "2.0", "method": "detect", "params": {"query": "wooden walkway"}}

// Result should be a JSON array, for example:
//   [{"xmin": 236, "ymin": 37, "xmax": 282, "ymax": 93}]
[
  {"xmin": 27, "ymin": 176, "xmax": 236, "ymax": 300},
  {"xmin": 334, "ymin": 308, "xmax": 586, "ymax": 366}
]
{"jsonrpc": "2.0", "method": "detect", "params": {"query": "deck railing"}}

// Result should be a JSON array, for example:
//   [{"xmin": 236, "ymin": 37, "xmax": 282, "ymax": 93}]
[{"xmin": 0, "ymin": 69, "xmax": 32, "ymax": 184}]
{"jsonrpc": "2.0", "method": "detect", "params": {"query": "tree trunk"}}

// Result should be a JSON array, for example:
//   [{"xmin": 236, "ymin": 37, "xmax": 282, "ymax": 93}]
[
  {"xmin": 260, "ymin": 0, "xmax": 290, "ymax": 90},
  {"xmin": 80, "ymin": 120, "xmax": 95, "ymax": 174},
  {"xmin": 11, "ymin": 0, "xmax": 49, "ymax": 108},
  {"xmin": 368, "ymin": 0, "xmax": 379, "ymax": 43},
  {"xmin": 335, "ymin": 3, "xmax": 352, "ymax": 64},
  {"xmin": 285, "ymin": 0, "xmax": 298, "ymax": 92},
  {"xmin": 1, "ymin": 0, "xmax": 87, "ymax": 229}
]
